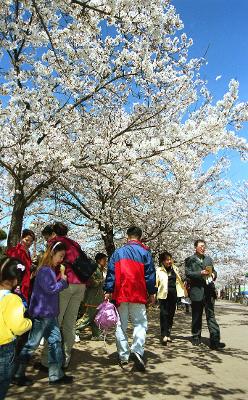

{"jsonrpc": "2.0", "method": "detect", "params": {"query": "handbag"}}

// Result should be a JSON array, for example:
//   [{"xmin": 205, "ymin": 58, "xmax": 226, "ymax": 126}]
[
  {"xmin": 94, "ymin": 300, "xmax": 119, "ymax": 332},
  {"xmin": 71, "ymin": 247, "xmax": 98, "ymax": 282}
]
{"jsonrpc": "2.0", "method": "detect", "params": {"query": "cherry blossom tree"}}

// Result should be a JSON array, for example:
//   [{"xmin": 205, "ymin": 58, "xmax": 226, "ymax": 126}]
[{"xmin": 0, "ymin": 0, "xmax": 248, "ymax": 256}]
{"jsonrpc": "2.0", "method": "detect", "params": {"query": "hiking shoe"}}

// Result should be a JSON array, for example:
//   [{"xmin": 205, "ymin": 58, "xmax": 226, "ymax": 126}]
[
  {"xmin": 210, "ymin": 342, "xmax": 226, "ymax": 350},
  {"xmin": 49, "ymin": 375, "xmax": 74, "ymax": 385},
  {"xmin": 12, "ymin": 376, "xmax": 33, "ymax": 386},
  {"xmin": 132, "ymin": 352, "xmax": 146, "ymax": 372}
]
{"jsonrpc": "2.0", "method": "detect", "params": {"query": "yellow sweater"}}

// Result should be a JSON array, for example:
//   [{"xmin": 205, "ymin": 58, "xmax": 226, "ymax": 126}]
[
  {"xmin": 156, "ymin": 265, "xmax": 188, "ymax": 300},
  {"xmin": 0, "ymin": 290, "xmax": 32, "ymax": 345}
]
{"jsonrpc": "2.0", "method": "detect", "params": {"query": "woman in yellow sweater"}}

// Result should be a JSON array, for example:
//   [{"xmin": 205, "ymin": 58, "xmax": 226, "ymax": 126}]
[{"xmin": 0, "ymin": 257, "xmax": 32, "ymax": 400}]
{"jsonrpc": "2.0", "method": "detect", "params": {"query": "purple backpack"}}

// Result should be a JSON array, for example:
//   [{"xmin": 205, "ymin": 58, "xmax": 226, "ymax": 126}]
[{"xmin": 94, "ymin": 300, "xmax": 119, "ymax": 332}]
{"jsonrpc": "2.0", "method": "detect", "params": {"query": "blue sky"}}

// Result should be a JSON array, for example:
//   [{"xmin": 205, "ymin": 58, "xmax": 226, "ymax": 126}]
[{"xmin": 172, "ymin": 0, "xmax": 248, "ymax": 183}]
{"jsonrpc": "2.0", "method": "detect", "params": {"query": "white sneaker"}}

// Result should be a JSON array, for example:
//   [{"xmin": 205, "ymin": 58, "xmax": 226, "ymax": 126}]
[{"xmin": 75, "ymin": 334, "xmax": 80, "ymax": 343}]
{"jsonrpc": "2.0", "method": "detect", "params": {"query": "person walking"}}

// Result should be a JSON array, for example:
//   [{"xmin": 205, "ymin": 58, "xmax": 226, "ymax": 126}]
[
  {"xmin": 104, "ymin": 226, "xmax": 156, "ymax": 371},
  {"xmin": 156, "ymin": 251, "xmax": 187, "ymax": 345},
  {"xmin": 76, "ymin": 252, "xmax": 107, "ymax": 341},
  {"xmin": 185, "ymin": 239, "xmax": 225, "ymax": 350}
]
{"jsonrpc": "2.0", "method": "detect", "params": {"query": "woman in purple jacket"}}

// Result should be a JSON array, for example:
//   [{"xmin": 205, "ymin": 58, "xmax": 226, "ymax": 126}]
[{"xmin": 14, "ymin": 242, "xmax": 74, "ymax": 386}]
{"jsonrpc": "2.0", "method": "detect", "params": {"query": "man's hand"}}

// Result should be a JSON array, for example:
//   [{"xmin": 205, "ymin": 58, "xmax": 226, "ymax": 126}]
[
  {"xmin": 104, "ymin": 293, "xmax": 112, "ymax": 301},
  {"xmin": 201, "ymin": 270, "xmax": 209, "ymax": 276},
  {"xmin": 148, "ymin": 294, "xmax": 156, "ymax": 306}
]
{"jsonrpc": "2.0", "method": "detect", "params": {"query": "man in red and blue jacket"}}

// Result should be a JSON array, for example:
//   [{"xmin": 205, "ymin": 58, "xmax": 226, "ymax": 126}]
[{"xmin": 104, "ymin": 226, "xmax": 156, "ymax": 372}]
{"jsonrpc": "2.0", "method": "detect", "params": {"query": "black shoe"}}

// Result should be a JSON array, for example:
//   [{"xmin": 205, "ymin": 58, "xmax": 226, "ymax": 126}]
[
  {"xmin": 192, "ymin": 338, "xmax": 201, "ymax": 346},
  {"xmin": 132, "ymin": 352, "xmax": 146, "ymax": 372},
  {"xmin": 33, "ymin": 362, "xmax": 49, "ymax": 372},
  {"xmin": 119, "ymin": 360, "xmax": 131, "ymax": 371},
  {"xmin": 49, "ymin": 375, "xmax": 74, "ymax": 385},
  {"xmin": 12, "ymin": 376, "xmax": 33, "ymax": 386},
  {"xmin": 161, "ymin": 336, "xmax": 168, "ymax": 346},
  {"xmin": 210, "ymin": 342, "xmax": 226, "ymax": 350}
]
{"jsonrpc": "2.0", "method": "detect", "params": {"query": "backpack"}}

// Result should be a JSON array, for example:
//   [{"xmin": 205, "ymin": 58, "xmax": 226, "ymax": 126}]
[
  {"xmin": 71, "ymin": 248, "xmax": 98, "ymax": 281},
  {"xmin": 94, "ymin": 300, "xmax": 119, "ymax": 332}
]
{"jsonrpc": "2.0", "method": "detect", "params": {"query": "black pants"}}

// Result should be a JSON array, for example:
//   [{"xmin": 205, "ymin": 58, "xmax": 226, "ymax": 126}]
[
  {"xmin": 191, "ymin": 297, "xmax": 220, "ymax": 344},
  {"xmin": 159, "ymin": 290, "xmax": 177, "ymax": 338}
]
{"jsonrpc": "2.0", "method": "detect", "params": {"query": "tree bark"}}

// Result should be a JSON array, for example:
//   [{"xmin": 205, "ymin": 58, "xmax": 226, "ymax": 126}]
[
  {"xmin": 100, "ymin": 225, "xmax": 115, "ymax": 257},
  {"xmin": 7, "ymin": 193, "xmax": 26, "ymax": 248}
]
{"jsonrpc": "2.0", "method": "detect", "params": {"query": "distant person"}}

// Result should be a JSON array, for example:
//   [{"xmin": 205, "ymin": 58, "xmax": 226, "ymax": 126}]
[
  {"xmin": 41, "ymin": 225, "xmax": 56, "ymax": 243},
  {"xmin": 156, "ymin": 251, "xmax": 187, "ymax": 345},
  {"xmin": 6, "ymin": 229, "xmax": 36, "ymax": 302},
  {"xmin": 0, "ymin": 229, "xmax": 7, "ymax": 262},
  {"xmin": 104, "ymin": 226, "xmax": 156, "ymax": 371},
  {"xmin": 0, "ymin": 257, "xmax": 32, "ymax": 399},
  {"xmin": 76, "ymin": 252, "xmax": 107, "ymax": 341},
  {"xmin": 185, "ymin": 239, "xmax": 225, "ymax": 350},
  {"xmin": 14, "ymin": 242, "xmax": 73, "ymax": 386}
]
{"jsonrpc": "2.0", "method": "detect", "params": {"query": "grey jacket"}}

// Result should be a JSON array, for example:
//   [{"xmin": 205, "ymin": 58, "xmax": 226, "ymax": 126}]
[{"xmin": 185, "ymin": 254, "xmax": 217, "ymax": 302}]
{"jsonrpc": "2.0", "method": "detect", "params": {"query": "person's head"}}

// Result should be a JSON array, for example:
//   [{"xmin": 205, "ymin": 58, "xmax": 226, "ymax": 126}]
[
  {"xmin": 41, "ymin": 225, "xmax": 56, "ymax": 242},
  {"xmin": 21, "ymin": 229, "xmax": 35, "ymax": 249},
  {"xmin": 159, "ymin": 251, "xmax": 173, "ymax": 268},
  {"xmin": 95, "ymin": 252, "xmax": 107, "ymax": 269},
  {"xmin": 126, "ymin": 226, "xmax": 142, "ymax": 240},
  {"xmin": 0, "ymin": 257, "xmax": 26, "ymax": 289},
  {"xmin": 53, "ymin": 222, "xmax": 68, "ymax": 237},
  {"xmin": 0, "ymin": 229, "xmax": 7, "ymax": 242},
  {"xmin": 194, "ymin": 239, "xmax": 206, "ymax": 256},
  {"xmin": 39, "ymin": 241, "xmax": 66, "ymax": 269}
]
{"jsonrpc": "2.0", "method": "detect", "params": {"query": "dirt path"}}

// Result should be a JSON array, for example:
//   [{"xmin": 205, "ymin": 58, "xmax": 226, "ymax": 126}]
[{"xmin": 7, "ymin": 301, "xmax": 248, "ymax": 400}]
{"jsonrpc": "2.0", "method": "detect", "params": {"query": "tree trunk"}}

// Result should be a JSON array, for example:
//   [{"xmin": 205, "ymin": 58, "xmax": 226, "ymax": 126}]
[
  {"xmin": 7, "ymin": 194, "xmax": 26, "ymax": 248},
  {"xmin": 101, "ymin": 226, "xmax": 115, "ymax": 257}
]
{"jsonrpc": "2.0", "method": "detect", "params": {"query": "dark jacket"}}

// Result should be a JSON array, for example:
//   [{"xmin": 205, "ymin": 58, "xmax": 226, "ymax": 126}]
[{"xmin": 185, "ymin": 254, "xmax": 217, "ymax": 302}]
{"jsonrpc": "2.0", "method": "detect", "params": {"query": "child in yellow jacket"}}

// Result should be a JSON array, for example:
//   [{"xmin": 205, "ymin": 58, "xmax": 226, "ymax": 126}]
[{"xmin": 0, "ymin": 257, "xmax": 32, "ymax": 400}]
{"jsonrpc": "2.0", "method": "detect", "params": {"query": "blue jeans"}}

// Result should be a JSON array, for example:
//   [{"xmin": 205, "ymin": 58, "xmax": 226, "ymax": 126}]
[
  {"xmin": 15, "ymin": 317, "xmax": 64, "ymax": 382},
  {"xmin": 115, "ymin": 303, "xmax": 147, "ymax": 362},
  {"xmin": 0, "ymin": 341, "xmax": 16, "ymax": 400}
]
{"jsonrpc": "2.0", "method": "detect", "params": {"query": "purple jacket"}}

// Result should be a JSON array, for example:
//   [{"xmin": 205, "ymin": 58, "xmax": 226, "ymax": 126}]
[{"xmin": 29, "ymin": 266, "xmax": 68, "ymax": 318}]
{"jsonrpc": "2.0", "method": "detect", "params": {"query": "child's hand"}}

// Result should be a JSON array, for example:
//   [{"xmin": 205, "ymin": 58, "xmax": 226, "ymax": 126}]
[{"xmin": 60, "ymin": 265, "xmax": 67, "ymax": 281}]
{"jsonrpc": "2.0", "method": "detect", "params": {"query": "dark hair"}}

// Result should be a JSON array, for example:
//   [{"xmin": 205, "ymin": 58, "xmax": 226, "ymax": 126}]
[
  {"xmin": 0, "ymin": 229, "xmax": 7, "ymax": 241},
  {"xmin": 21, "ymin": 229, "xmax": 35, "ymax": 241},
  {"xmin": 41, "ymin": 225, "xmax": 54, "ymax": 237},
  {"xmin": 39, "ymin": 241, "xmax": 67, "ymax": 268},
  {"xmin": 95, "ymin": 252, "xmax": 107, "ymax": 263},
  {"xmin": 126, "ymin": 226, "xmax": 142, "ymax": 239},
  {"xmin": 159, "ymin": 251, "xmax": 172, "ymax": 265},
  {"xmin": 53, "ymin": 222, "xmax": 68, "ymax": 237},
  {"xmin": 0, "ymin": 257, "xmax": 24, "ymax": 283},
  {"xmin": 194, "ymin": 239, "xmax": 206, "ymax": 248}
]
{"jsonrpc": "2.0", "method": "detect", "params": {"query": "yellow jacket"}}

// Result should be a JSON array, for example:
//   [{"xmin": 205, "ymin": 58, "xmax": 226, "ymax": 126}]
[
  {"xmin": 156, "ymin": 264, "xmax": 188, "ymax": 300},
  {"xmin": 0, "ymin": 290, "xmax": 32, "ymax": 345}
]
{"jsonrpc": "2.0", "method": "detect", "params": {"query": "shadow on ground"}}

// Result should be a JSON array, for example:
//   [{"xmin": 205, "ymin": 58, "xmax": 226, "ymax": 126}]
[{"xmin": 6, "ymin": 302, "xmax": 247, "ymax": 400}]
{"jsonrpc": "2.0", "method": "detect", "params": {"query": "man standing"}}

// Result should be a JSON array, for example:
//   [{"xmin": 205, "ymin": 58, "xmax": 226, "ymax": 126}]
[
  {"xmin": 104, "ymin": 226, "xmax": 156, "ymax": 371},
  {"xmin": 185, "ymin": 239, "xmax": 225, "ymax": 350}
]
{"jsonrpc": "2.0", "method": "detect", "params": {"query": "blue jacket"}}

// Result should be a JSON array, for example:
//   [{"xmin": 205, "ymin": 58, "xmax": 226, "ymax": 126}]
[{"xmin": 103, "ymin": 240, "xmax": 156, "ymax": 306}]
